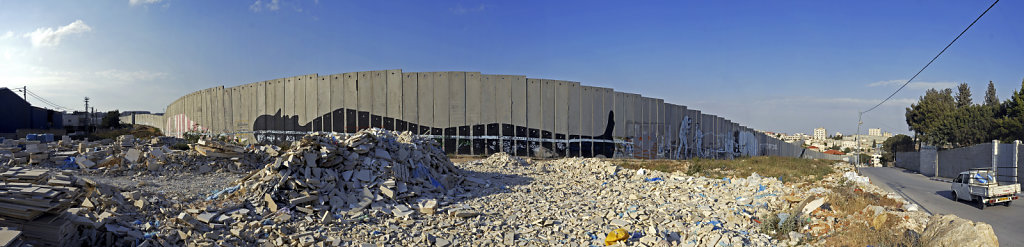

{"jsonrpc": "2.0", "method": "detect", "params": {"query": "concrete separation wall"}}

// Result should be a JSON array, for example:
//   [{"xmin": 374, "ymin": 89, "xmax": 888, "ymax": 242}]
[
  {"xmin": 897, "ymin": 141, "xmax": 1022, "ymax": 182},
  {"xmin": 136, "ymin": 69, "xmax": 843, "ymax": 161}
]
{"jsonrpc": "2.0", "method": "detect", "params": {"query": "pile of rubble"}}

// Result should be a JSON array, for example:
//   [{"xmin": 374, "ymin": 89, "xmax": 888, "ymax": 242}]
[
  {"xmin": 164, "ymin": 129, "xmax": 460, "ymax": 246},
  {"xmin": 0, "ymin": 167, "xmax": 81, "ymax": 246},
  {"xmin": 0, "ymin": 128, "xmax": 1004, "ymax": 246},
  {"xmin": 0, "ymin": 133, "xmax": 277, "ymax": 178},
  {"xmin": 321, "ymin": 154, "xmax": 794, "ymax": 246}
]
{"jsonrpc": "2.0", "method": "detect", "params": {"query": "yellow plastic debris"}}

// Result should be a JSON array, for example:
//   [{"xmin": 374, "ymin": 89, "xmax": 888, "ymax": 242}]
[{"xmin": 604, "ymin": 228, "xmax": 629, "ymax": 246}]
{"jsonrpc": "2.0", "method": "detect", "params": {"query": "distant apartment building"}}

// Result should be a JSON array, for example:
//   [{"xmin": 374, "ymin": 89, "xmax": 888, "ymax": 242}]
[
  {"xmin": 813, "ymin": 127, "xmax": 826, "ymax": 140},
  {"xmin": 833, "ymin": 132, "xmax": 842, "ymax": 138},
  {"xmin": 883, "ymin": 132, "xmax": 893, "ymax": 138},
  {"xmin": 868, "ymin": 128, "xmax": 881, "ymax": 137}
]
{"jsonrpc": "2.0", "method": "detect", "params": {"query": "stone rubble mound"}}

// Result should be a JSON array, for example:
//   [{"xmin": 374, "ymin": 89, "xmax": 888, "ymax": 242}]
[
  {"xmin": 161, "ymin": 129, "xmax": 460, "ymax": 245},
  {"xmin": 238, "ymin": 129, "xmax": 457, "ymax": 213}
]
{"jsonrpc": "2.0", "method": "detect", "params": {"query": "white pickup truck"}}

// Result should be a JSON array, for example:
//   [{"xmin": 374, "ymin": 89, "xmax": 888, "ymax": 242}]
[{"xmin": 951, "ymin": 168, "xmax": 1020, "ymax": 209}]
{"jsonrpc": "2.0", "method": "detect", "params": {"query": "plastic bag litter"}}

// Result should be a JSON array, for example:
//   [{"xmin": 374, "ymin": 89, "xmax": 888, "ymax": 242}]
[
  {"xmin": 206, "ymin": 185, "xmax": 241, "ymax": 201},
  {"xmin": 60, "ymin": 157, "xmax": 78, "ymax": 170},
  {"xmin": 842, "ymin": 171, "xmax": 869, "ymax": 184},
  {"xmin": 604, "ymin": 228, "xmax": 629, "ymax": 246}
]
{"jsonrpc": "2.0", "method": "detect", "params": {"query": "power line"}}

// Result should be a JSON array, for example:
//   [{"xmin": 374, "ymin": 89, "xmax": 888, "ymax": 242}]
[
  {"xmin": 27, "ymin": 91, "xmax": 71, "ymax": 111},
  {"xmin": 17, "ymin": 87, "xmax": 74, "ymax": 111},
  {"xmin": 863, "ymin": 0, "xmax": 999, "ymax": 114}
]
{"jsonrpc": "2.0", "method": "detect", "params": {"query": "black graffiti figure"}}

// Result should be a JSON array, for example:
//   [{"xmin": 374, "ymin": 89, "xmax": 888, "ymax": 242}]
[{"xmin": 253, "ymin": 107, "xmax": 617, "ymax": 158}]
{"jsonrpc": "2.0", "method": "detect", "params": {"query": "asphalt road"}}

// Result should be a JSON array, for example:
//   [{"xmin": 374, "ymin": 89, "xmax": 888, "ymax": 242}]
[{"xmin": 859, "ymin": 167, "xmax": 1022, "ymax": 246}]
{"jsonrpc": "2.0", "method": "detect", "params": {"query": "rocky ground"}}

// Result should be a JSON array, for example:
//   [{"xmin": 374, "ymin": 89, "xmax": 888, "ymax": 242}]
[{"xmin": 0, "ymin": 129, "xmax": 1001, "ymax": 246}]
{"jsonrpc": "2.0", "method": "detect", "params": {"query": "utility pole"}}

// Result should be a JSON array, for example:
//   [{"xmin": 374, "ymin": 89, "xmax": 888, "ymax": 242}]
[
  {"xmin": 84, "ymin": 97, "xmax": 90, "ymax": 133},
  {"xmin": 22, "ymin": 86, "xmax": 27, "ymax": 101},
  {"xmin": 855, "ymin": 112, "xmax": 863, "ymax": 166}
]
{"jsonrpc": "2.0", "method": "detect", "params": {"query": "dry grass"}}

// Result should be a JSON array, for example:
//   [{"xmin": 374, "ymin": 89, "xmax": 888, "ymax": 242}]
[
  {"xmin": 686, "ymin": 156, "xmax": 834, "ymax": 183},
  {"xmin": 89, "ymin": 125, "xmax": 163, "ymax": 140},
  {"xmin": 828, "ymin": 179, "xmax": 903, "ymax": 214},
  {"xmin": 610, "ymin": 156, "xmax": 834, "ymax": 183},
  {"xmin": 823, "ymin": 215, "xmax": 920, "ymax": 247},
  {"xmin": 820, "ymin": 179, "xmax": 918, "ymax": 246}
]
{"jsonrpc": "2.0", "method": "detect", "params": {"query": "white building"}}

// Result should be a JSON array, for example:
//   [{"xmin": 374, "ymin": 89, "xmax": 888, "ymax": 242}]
[
  {"xmin": 868, "ymin": 128, "xmax": 881, "ymax": 137},
  {"xmin": 813, "ymin": 127, "xmax": 826, "ymax": 140}
]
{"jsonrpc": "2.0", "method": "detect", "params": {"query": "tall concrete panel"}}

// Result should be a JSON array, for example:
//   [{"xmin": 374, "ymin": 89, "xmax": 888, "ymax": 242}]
[
  {"xmin": 357, "ymin": 72, "xmax": 373, "ymax": 130},
  {"xmin": 343, "ymin": 73, "xmax": 357, "ymax": 133},
  {"xmin": 613, "ymin": 91, "xmax": 625, "ymax": 138},
  {"xmin": 230, "ymin": 87, "xmax": 239, "ymax": 132},
  {"xmin": 465, "ymin": 72, "xmax": 482, "ymax": 154},
  {"xmin": 510, "ymin": 76, "xmax": 527, "ymax": 155},
  {"xmin": 449, "ymin": 72, "xmax": 468, "ymax": 154},
  {"xmin": 316, "ymin": 75, "xmax": 330, "ymax": 131},
  {"xmin": 580, "ymin": 86, "xmax": 594, "ymax": 157},
  {"xmin": 296, "ymin": 75, "xmax": 308, "ymax": 131},
  {"xmin": 417, "ymin": 73, "xmax": 434, "ymax": 134},
  {"xmin": 554, "ymin": 80, "xmax": 568, "ymax": 156},
  {"xmin": 273, "ymin": 79, "xmax": 284, "ymax": 132},
  {"xmin": 602, "ymin": 88, "xmax": 614, "ymax": 135},
  {"xmin": 657, "ymin": 99, "xmax": 665, "ymax": 157},
  {"xmin": 371, "ymin": 71, "xmax": 386, "ymax": 129},
  {"xmin": 567, "ymin": 81, "xmax": 581, "ymax": 157},
  {"xmin": 666, "ymin": 104, "xmax": 677, "ymax": 156},
  {"xmin": 449, "ymin": 72, "xmax": 467, "ymax": 126},
  {"xmin": 284, "ymin": 77, "xmax": 296, "ymax": 131},
  {"xmin": 540, "ymin": 79, "xmax": 555, "ymax": 154},
  {"xmin": 224, "ymin": 87, "xmax": 233, "ymax": 133},
  {"xmin": 494, "ymin": 75, "xmax": 514, "ymax": 153},
  {"xmin": 386, "ymin": 70, "xmax": 403, "ymax": 128},
  {"xmin": 480, "ymin": 75, "xmax": 498, "ymax": 154},
  {"xmin": 526, "ymin": 78, "xmax": 542, "ymax": 156},
  {"xmin": 257, "ymin": 82, "xmax": 267, "ymax": 132},
  {"xmin": 479, "ymin": 75, "xmax": 495, "ymax": 125},
  {"xmin": 466, "ymin": 74, "xmax": 482, "ymax": 126},
  {"xmin": 432, "ymin": 72, "xmax": 450, "ymax": 130},
  {"xmin": 329, "ymin": 74, "xmax": 345, "ymax": 133},
  {"xmin": 243, "ymin": 84, "xmax": 252, "ymax": 134},
  {"xmin": 303, "ymin": 74, "xmax": 317, "ymax": 131},
  {"xmin": 402, "ymin": 73, "xmax": 418, "ymax": 132}
]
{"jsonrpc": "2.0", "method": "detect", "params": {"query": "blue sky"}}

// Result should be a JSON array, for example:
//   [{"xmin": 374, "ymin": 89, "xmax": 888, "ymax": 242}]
[{"xmin": 1, "ymin": 0, "xmax": 1021, "ymax": 135}]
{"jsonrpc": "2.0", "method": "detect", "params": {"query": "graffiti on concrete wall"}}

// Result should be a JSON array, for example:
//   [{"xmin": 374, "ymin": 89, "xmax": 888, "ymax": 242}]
[
  {"xmin": 249, "ymin": 108, "xmax": 619, "ymax": 158},
  {"xmin": 736, "ymin": 130, "xmax": 758, "ymax": 157},
  {"xmin": 675, "ymin": 116, "xmax": 691, "ymax": 159},
  {"xmin": 693, "ymin": 123, "xmax": 706, "ymax": 158}
]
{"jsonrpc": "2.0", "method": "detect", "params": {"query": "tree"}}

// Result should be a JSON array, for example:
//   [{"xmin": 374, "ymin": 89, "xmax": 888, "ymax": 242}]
[
  {"xmin": 881, "ymin": 134, "xmax": 914, "ymax": 163},
  {"xmin": 955, "ymin": 83, "xmax": 972, "ymax": 108},
  {"xmin": 995, "ymin": 80, "xmax": 1024, "ymax": 142},
  {"xmin": 906, "ymin": 88, "xmax": 956, "ymax": 147},
  {"xmin": 985, "ymin": 81, "xmax": 998, "ymax": 106},
  {"xmin": 101, "ymin": 110, "xmax": 121, "ymax": 128}
]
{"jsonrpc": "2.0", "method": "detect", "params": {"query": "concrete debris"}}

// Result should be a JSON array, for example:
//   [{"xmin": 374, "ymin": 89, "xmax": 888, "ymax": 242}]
[{"xmin": 0, "ymin": 130, "xmax": 1000, "ymax": 246}]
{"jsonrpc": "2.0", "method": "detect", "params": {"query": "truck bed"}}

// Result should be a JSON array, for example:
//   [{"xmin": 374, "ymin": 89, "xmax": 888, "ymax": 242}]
[{"xmin": 969, "ymin": 183, "xmax": 1021, "ymax": 197}]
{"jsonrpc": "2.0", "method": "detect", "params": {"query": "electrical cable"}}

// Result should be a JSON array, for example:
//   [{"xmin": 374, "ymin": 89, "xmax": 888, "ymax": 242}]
[
  {"xmin": 25, "ymin": 89, "xmax": 73, "ymax": 111},
  {"xmin": 863, "ymin": 0, "xmax": 999, "ymax": 114}
]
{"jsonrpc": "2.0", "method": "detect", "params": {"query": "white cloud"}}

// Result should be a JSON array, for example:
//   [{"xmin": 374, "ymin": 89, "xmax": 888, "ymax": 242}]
[
  {"xmin": 250, "ymin": 0, "xmax": 281, "ymax": 12},
  {"xmin": 22, "ymin": 20, "xmax": 92, "ymax": 47},
  {"xmin": 450, "ymin": 3, "xmax": 487, "ymax": 15},
  {"xmin": 0, "ymin": 31, "xmax": 13, "ymax": 40},
  {"xmin": 867, "ymin": 79, "xmax": 957, "ymax": 90},
  {"xmin": 95, "ymin": 69, "xmax": 168, "ymax": 81},
  {"xmin": 129, "ymin": 0, "xmax": 163, "ymax": 6}
]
